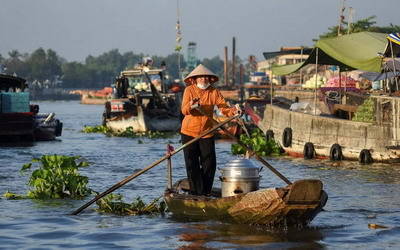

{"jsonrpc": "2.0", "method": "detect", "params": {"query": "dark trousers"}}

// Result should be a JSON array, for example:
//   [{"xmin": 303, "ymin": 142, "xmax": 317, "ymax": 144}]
[{"xmin": 181, "ymin": 133, "xmax": 216, "ymax": 195}]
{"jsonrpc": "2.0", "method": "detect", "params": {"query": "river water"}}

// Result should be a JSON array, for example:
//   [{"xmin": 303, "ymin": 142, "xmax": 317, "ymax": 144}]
[{"xmin": 0, "ymin": 100, "xmax": 399, "ymax": 249}]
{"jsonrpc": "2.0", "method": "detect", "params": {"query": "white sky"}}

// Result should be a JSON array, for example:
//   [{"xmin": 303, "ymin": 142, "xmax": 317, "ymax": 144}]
[{"xmin": 1, "ymin": 0, "xmax": 399, "ymax": 62}]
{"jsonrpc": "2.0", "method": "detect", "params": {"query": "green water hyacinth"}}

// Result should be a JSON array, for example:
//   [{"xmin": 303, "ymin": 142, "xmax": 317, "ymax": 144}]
[
  {"xmin": 116, "ymin": 127, "xmax": 176, "ymax": 139},
  {"xmin": 231, "ymin": 128, "xmax": 282, "ymax": 156},
  {"xmin": 82, "ymin": 125, "xmax": 111, "ymax": 134},
  {"xmin": 82, "ymin": 125, "xmax": 176, "ymax": 139},
  {"xmin": 96, "ymin": 193, "xmax": 166, "ymax": 216},
  {"xmin": 20, "ymin": 155, "xmax": 91, "ymax": 199}
]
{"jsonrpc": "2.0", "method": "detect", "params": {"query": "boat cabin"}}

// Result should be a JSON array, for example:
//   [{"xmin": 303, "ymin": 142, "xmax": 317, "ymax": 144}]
[{"xmin": 0, "ymin": 74, "xmax": 34, "ymax": 143}]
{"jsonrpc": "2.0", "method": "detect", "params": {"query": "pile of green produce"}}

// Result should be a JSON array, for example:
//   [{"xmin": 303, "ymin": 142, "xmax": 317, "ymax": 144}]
[
  {"xmin": 231, "ymin": 128, "xmax": 282, "ymax": 156},
  {"xmin": 4, "ymin": 155, "xmax": 91, "ymax": 199},
  {"xmin": 96, "ymin": 193, "xmax": 166, "ymax": 216},
  {"xmin": 352, "ymin": 98, "xmax": 375, "ymax": 122},
  {"xmin": 82, "ymin": 125, "xmax": 176, "ymax": 139}
]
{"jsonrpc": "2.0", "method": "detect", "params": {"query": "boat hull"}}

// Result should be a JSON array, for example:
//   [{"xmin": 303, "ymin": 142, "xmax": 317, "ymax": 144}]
[
  {"xmin": 164, "ymin": 179, "xmax": 327, "ymax": 226},
  {"xmin": 259, "ymin": 104, "xmax": 400, "ymax": 163},
  {"xmin": 0, "ymin": 113, "xmax": 35, "ymax": 143},
  {"xmin": 34, "ymin": 113, "xmax": 63, "ymax": 141},
  {"xmin": 106, "ymin": 106, "xmax": 180, "ymax": 132}
]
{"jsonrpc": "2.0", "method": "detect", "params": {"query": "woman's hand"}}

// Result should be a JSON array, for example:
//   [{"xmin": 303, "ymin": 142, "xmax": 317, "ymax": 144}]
[
  {"xmin": 190, "ymin": 98, "xmax": 200, "ymax": 110},
  {"xmin": 190, "ymin": 98, "xmax": 200, "ymax": 106},
  {"xmin": 234, "ymin": 104, "xmax": 243, "ymax": 116}
]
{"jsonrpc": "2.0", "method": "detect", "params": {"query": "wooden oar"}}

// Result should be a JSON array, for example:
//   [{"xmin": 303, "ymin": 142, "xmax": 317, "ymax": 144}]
[
  {"xmin": 198, "ymin": 107, "xmax": 292, "ymax": 185},
  {"xmin": 71, "ymin": 114, "xmax": 241, "ymax": 215}
]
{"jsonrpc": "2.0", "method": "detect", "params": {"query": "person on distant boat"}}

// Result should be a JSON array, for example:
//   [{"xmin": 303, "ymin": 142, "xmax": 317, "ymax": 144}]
[{"xmin": 180, "ymin": 64, "xmax": 241, "ymax": 196}]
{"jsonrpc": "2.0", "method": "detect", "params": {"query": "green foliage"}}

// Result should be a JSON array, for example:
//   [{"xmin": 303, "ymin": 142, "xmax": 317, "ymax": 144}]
[
  {"xmin": 61, "ymin": 61, "xmax": 95, "ymax": 88},
  {"xmin": 202, "ymin": 56, "xmax": 224, "ymax": 78},
  {"xmin": 96, "ymin": 193, "xmax": 166, "ymax": 216},
  {"xmin": 231, "ymin": 128, "xmax": 282, "ymax": 156},
  {"xmin": 82, "ymin": 125, "xmax": 111, "ymax": 134},
  {"xmin": 82, "ymin": 125, "xmax": 176, "ymax": 139},
  {"xmin": 20, "ymin": 155, "xmax": 91, "ymax": 199},
  {"xmin": 3, "ymin": 48, "xmax": 62, "ymax": 82},
  {"xmin": 352, "ymin": 98, "xmax": 375, "ymax": 122},
  {"xmin": 175, "ymin": 45, "xmax": 182, "ymax": 52},
  {"xmin": 1, "ymin": 47, "xmax": 227, "ymax": 89},
  {"xmin": 116, "ymin": 127, "xmax": 176, "ymax": 139},
  {"xmin": 3, "ymin": 191, "xmax": 26, "ymax": 200},
  {"xmin": 319, "ymin": 16, "xmax": 400, "ymax": 39}
]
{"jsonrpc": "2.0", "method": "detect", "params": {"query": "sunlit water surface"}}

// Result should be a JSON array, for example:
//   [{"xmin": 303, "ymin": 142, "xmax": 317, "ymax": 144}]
[{"xmin": 0, "ymin": 101, "xmax": 399, "ymax": 249}]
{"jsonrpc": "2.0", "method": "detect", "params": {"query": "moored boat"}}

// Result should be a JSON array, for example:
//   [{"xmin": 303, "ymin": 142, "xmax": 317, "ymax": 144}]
[
  {"xmin": 103, "ymin": 60, "xmax": 182, "ymax": 133},
  {"xmin": 258, "ymin": 95, "xmax": 400, "ymax": 163},
  {"xmin": 79, "ymin": 87, "xmax": 112, "ymax": 105},
  {"xmin": 0, "ymin": 74, "xmax": 63, "ymax": 144},
  {"xmin": 0, "ymin": 74, "xmax": 35, "ymax": 143}
]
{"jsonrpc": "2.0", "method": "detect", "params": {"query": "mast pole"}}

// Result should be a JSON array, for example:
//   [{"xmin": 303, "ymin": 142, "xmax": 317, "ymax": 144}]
[
  {"xmin": 224, "ymin": 46, "xmax": 229, "ymax": 87},
  {"xmin": 337, "ymin": 0, "xmax": 345, "ymax": 36},
  {"xmin": 314, "ymin": 48, "xmax": 319, "ymax": 115},
  {"xmin": 232, "ymin": 37, "xmax": 236, "ymax": 87},
  {"xmin": 176, "ymin": 0, "xmax": 182, "ymax": 80}
]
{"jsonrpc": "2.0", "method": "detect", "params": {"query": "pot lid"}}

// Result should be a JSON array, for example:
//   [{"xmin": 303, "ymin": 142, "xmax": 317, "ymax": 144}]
[{"xmin": 220, "ymin": 158, "xmax": 259, "ymax": 170}]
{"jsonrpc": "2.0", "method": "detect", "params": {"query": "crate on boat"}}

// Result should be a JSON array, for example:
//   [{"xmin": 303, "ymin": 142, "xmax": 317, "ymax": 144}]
[{"xmin": 0, "ymin": 92, "xmax": 30, "ymax": 113}]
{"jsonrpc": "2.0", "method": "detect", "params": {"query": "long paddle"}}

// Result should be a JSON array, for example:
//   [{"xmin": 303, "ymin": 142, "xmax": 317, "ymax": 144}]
[
  {"xmin": 71, "ymin": 114, "xmax": 241, "ymax": 215},
  {"xmin": 198, "ymin": 107, "xmax": 292, "ymax": 185}
]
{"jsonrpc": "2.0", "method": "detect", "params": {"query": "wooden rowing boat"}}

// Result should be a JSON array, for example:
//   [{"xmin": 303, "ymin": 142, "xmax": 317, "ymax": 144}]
[{"xmin": 164, "ymin": 178, "xmax": 328, "ymax": 227}]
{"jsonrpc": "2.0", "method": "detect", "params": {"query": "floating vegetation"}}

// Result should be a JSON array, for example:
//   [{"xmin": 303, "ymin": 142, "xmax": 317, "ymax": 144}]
[
  {"xmin": 17, "ymin": 155, "xmax": 91, "ymax": 199},
  {"xmin": 231, "ymin": 128, "xmax": 282, "ymax": 156},
  {"xmin": 3, "ymin": 190, "xmax": 26, "ymax": 200},
  {"xmin": 82, "ymin": 125, "xmax": 111, "ymax": 134},
  {"xmin": 352, "ymin": 98, "xmax": 375, "ymax": 123},
  {"xmin": 82, "ymin": 125, "xmax": 177, "ymax": 139},
  {"xmin": 115, "ymin": 127, "xmax": 177, "ymax": 139},
  {"xmin": 96, "ymin": 193, "xmax": 166, "ymax": 216}
]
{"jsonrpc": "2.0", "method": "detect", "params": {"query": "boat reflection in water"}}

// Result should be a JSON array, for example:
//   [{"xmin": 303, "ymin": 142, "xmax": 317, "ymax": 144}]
[{"xmin": 175, "ymin": 221, "xmax": 324, "ymax": 249}]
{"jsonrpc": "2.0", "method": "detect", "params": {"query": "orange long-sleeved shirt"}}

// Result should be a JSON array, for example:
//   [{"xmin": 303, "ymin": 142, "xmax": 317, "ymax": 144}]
[{"xmin": 180, "ymin": 84, "xmax": 236, "ymax": 138}]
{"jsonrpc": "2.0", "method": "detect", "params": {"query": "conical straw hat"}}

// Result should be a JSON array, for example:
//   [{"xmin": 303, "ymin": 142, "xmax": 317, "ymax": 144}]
[{"xmin": 184, "ymin": 64, "xmax": 219, "ymax": 85}]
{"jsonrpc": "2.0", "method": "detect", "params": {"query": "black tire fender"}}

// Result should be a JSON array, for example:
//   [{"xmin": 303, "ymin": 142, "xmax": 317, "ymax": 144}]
[
  {"xmin": 265, "ymin": 130, "xmax": 274, "ymax": 141},
  {"xmin": 330, "ymin": 143, "xmax": 343, "ymax": 161},
  {"xmin": 303, "ymin": 142, "xmax": 315, "ymax": 159},
  {"xmin": 359, "ymin": 149, "xmax": 373, "ymax": 164},
  {"xmin": 55, "ymin": 120, "xmax": 63, "ymax": 137},
  {"xmin": 282, "ymin": 127, "xmax": 292, "ymax": 147}
]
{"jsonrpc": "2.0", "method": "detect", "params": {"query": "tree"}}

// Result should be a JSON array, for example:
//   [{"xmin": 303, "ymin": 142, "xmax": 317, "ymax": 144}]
[
  {"xmin": 201, "ymin": 56, "xmax": 223, "ymax": 77},
  {"xmin": 27, "ymin": 48, "xmax": 47, "ymax": 81},
  {"xmin": 61, "ymin": 62, "xmax": 94, "ymax": 88},
  {"xmin": 4, "ymin": 50, "xmax": 27, "ymax": 76},
  {"xmin": 45, "ymin": 49, "xmax": 62, "ymax": 79},
  {"xmin": 319, "ymin": 16, "xmax": 400, "ymax": 39}
]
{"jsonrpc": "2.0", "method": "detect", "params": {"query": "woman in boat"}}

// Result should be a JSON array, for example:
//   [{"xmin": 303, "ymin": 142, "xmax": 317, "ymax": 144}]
[{"xmin": 181, "ymin": 64, "xmax": 241, "ymax": 196}]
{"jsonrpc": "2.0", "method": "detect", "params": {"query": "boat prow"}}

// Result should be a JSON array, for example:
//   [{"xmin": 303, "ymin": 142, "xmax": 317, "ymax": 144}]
[{"xmin": 164, "ymin": 179, "xmax": 327, "ymax": 227}]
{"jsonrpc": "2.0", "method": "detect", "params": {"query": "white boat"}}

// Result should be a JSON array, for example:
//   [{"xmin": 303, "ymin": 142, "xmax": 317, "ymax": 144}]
[{"xmin": 103, "ymin": 63, "xmax": 182, "ymax": 133}]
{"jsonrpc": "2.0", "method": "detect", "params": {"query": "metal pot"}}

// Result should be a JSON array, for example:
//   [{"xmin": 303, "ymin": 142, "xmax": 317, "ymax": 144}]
[{"xmin": 219, "ymin": 158, "xmax": 261, "ymax": 197}]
